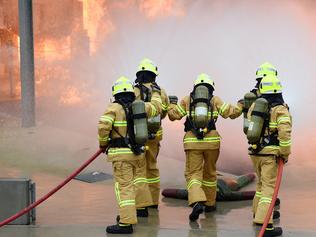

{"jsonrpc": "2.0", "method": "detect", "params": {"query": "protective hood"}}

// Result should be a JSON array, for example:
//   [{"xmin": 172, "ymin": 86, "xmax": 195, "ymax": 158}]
[
  {"xmin": 135, "ymin": 71, "xmax": 156, "ymax": 84},
  {"xmin": 114, "ymin": 92, "xmax": 135, "ymax": 105},
  {"xmin": 261, "ymin": 93, "xmax": 284, "ymax": 106}
]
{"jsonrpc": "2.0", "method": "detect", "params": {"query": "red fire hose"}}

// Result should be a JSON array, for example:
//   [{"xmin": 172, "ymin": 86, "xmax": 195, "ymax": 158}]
[
  {"xmin": 0, "ymin": 149, "xmax": 103, "ymax": 228},
  {"xmin": 257, "ymin": 159, "xmax": 284, "ymax": 237}
]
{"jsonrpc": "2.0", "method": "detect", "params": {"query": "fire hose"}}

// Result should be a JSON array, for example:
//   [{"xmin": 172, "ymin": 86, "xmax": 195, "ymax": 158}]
[
  {"xmin": 257, "ymin": 159, "xmax": 284, "ymax": 237},
  {"xmin": 0, "ymin": 149, "xmax": 103, "ymax": 228}
]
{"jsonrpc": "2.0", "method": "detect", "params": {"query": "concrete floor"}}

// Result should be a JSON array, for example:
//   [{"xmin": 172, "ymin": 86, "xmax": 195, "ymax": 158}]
[
  {"xmin": 0, "ymin": 119, "xmax": 315, "ymax": 237},
  {"xmin": 0, "ymin": 166, "xmax": 316, "ymax": 237}
]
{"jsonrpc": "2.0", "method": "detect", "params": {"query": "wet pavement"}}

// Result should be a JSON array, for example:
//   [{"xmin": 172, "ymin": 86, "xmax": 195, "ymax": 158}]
[
  {"xmin": 0, "ymin": 165, "xmax": 316, "ymax": 237},
  {"xmin": 1, "ymin": 125, "xmax": 315, "ymax": 237}
]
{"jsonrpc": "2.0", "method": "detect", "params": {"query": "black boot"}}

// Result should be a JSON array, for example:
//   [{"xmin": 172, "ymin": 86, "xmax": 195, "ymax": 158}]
[
  {"xmin": 106, "ymin": 223, "xmax": 133, "ymax": 234},
  {"xmin": 189, "ymin": 202, "xmax": 204, "ymax": 221},
  {"xmin": 204, "ymin": 205, "xmax": 216, "ymax": 213},
  {"xmin": 275, "ymin": 198, "xmax": 280, "ymax": 207},
  {"xmin": 147, "ymin": 205, "xmax": 159, "ymax": 209},
  {"xmin": 116, "ymin": 215, "xmax": 120, "ymax": 223},
  {"xmin": 137, "ymin": 208, "xmax": 148, "ymax": 217},
  {"xmin": 273, "ymin": 210, "xmax": 280, "ymax": 219},
  {"xmin": 263, "ymin": 224, "xmax": 283, "ymax": 237}
]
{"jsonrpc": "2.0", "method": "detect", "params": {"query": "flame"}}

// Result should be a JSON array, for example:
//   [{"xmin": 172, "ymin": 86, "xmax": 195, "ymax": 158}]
[
  {"xmin": 139, "ymin": 0, "xmax": 185, "ymax": 18},
  {"xmin": 37, "ymin": 37, "xmax": 71, "ymax": 62},
  {"xmin": 80, "ymin": 0, "xmax": 115, "ymax": 55},
  {"xmin": 1, "ymin": 0, "xmax": 186, "ymax": 106},
  {"xmin": 59, "ymin": 86, "xmax": 87, "ymax": 106}
]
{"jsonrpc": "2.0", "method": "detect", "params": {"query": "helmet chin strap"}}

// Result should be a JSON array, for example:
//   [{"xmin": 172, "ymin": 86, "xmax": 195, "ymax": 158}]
[{"xmin": 254, "ymin": 79, "xmax": 261, "ymax": 89}]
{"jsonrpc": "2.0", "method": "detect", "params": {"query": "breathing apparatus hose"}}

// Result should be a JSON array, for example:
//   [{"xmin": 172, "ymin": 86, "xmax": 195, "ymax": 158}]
[
  {"xmin": 0, "ymin": 149, "xmax": 103, "ymax": 228},
  {"xmin": 257, "ymin": 159, "xmax": 284, "ymax": 237}
]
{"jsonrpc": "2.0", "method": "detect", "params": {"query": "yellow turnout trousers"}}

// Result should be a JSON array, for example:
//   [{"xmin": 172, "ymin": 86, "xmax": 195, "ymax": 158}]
[
  {"xmin": 145, "ymin": 139, "xmax": 161, "ymax": 205},
  {"xmin": 113, "ymin": 158, "xmax": 153, "ymax": 224},
  {"xmin": 251, "ymin": 154, "xmax": 278, "ymax": 224},
  {"xmin": 185, "ymin": 149, "xmax": 219, "ymax": 206}
]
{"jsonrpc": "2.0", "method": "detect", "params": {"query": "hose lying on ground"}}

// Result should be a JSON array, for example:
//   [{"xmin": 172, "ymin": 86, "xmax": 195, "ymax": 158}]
[{"xmin": 0, "ymin": 149, "xmax": 103, "ymax": 228}]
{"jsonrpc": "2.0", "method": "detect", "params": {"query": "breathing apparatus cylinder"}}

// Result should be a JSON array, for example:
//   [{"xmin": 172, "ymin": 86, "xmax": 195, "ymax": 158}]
[
  {"xmin": 131, "ymin": 100, "xmax": 148, "ymax": 145},
  {"xmin": 193, "ymin": 85, "xmax": 209, "ymax": 129},
  {"xmin": 138, "ymin": 85, "xmax": 161, "ymax": 134},
  {"xmin": 243, "ymin": 92, "xmax": 257, "ymax": 134},
  {"xmin": 247, "ymin": 98, "xmax": 269, "ymax": 144},
  {"xmin": 147, "ymin": 115, "xmax": 161, "ymax": 134}
]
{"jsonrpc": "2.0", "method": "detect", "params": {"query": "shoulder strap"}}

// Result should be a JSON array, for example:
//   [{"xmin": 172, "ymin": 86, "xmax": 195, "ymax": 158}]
[
  {"xmin": 135, "ymin": 82, "xmax": 150, "ymax": 101},
  {"xmin": 113, "ymin": 99, "xmax": 144, "ymax": 155},
  {"xmin": 113, "ymin": 100, "xmax": 130, "ymax": 143}
]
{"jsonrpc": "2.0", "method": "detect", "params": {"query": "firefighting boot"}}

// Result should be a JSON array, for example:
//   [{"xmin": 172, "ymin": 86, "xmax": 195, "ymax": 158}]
[
  {"xmin": 189, "ymin": 202, "xmax": 204, "ymax": 221},
  {"xmin": 204, "ymin": 205, "xmax": 216, "ymax": 213},
  {"xmin": 262, "ymin": 224, "xmax": 283, "ymax": 237},
  {"xmin": 106, "ymin": 223, "xmax": 133, "ymax": 234},
  {"xmin": 275, "ymin": 198, "xmax": 280, "ymax": 207},
  {"xmin": 136, "ymin": 207, "xmax": 148, "ymax": 217}
]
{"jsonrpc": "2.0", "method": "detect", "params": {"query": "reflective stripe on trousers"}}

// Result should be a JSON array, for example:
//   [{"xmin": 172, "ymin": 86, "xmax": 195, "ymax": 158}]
[
  {"xmin": 115, "ymin": 182, "xmax": 135, "ymax": 207},
  {"xmin": 183, "ymin": 137, "xmax": 220, "ymax": 143}
]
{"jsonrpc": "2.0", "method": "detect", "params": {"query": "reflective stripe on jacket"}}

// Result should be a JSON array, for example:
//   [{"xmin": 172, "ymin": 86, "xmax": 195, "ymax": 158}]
[{"xmin": 98, "ymin": 91, "xmax": 162, "ymax": 162}]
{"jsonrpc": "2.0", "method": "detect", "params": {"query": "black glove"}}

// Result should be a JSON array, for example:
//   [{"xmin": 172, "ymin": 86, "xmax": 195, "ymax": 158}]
[
  {"xmin": 279, "ymin": 155, "xmax": 288, "ymax": 164},
  {"xmin": 99, "ymin": 145, "xmax": 108, "ymax": 153},
  {"xmin": 168, "ymin": 95, "xmax": 178, "ymax": 104},
  {"xmin": 237, "ymin": 98, "xmax": 245, "ymax": 109},
  {"xmin": 238, "ymin": 98, "xmax": 244, "ymax": 105}
]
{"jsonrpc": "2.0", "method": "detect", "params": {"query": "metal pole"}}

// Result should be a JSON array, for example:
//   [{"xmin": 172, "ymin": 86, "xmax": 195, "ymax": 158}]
[
  {"xmin": 18, "ymin": 0, "xmax": 35, "ymax": 127},
  {"xmin": 8, "ymin": 40, "xmax": 15, "ymax": 98}
]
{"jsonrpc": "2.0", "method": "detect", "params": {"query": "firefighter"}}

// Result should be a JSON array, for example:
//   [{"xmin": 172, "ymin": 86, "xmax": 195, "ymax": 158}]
[
  {"xmin": 243, "ymin": 63, "xmax": 281, "ymax": 218},
  {"xmin": 247, "ymin": 74, "xmax": 291, "ymax": 237},
  {"xmin": 98, "ymin": 76, "xmax": 162, "ymax": 234},
  {"xmin": 133, "ymin": 58, "xmax": 170, "ymax": 215},
  {"xmin": 168, "ymin": 73, "xmax": 243, "ymax": 221}
]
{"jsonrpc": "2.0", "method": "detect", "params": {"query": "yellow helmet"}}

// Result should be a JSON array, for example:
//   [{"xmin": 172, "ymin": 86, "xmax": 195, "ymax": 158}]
[
  {"xmin": 137, "ymin": 58, "xmax": 158, "ymax": 76},
  {"xmin": 194, "ymin": 73, "xmax": 215, "ymax": 90},
  {"xmin": 256, "ymin": 62, "xmax": 277, "ymax": 79},
  {"xmin": 112, "ymin": 76, "xmax": 134, "ymax": 96},
  {"xmin": 259, "ymin": 75, "xmax": 282, "ymax": 94}
]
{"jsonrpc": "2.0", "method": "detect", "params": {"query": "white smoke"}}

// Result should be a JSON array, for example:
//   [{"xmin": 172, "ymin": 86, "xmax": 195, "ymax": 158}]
[{"xmin": 90, "ymin": 0, "xmax": 316, "ymax": 172}]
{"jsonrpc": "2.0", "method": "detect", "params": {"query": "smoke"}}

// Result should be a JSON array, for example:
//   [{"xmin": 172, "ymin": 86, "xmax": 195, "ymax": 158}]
[
  {"xmin": 89, "ymin": 0, "xmax": 316, "ymax": 173},
  {"xmin": 2, "ymin": 0, "xmax": 316, "ymax": 175}
]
